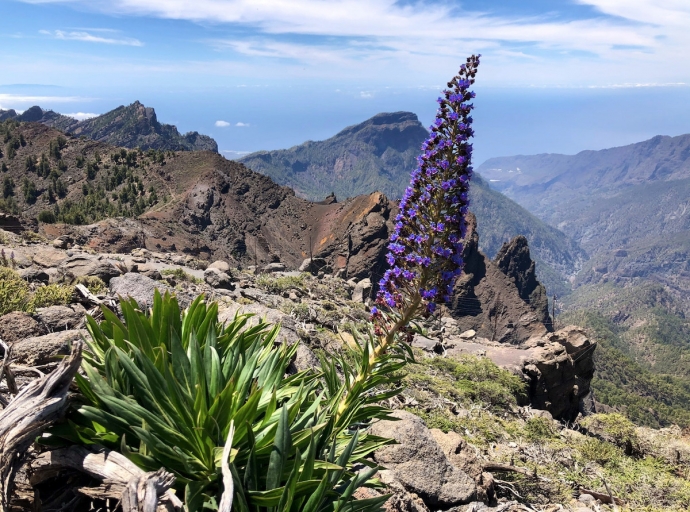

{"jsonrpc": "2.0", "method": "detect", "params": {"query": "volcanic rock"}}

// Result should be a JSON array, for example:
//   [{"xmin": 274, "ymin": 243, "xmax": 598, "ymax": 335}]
[
  {"xmin": 0, "ymin": 312, "xmax": 47, "ymax": 344},
  {"xmin": 369, "ymin": 411, "xmax": 476, "ymax": 507}
]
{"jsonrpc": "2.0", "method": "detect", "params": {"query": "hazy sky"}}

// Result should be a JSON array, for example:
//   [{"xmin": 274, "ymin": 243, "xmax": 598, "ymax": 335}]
[{"xmin": 2, "ymin": 0, "xmax": 690, "ymax": 164}]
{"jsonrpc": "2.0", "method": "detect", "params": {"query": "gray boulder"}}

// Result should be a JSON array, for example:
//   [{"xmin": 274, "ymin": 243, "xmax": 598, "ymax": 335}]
[
  {"xmin": 369, "ymin": 411, "xmax": 476, "ymax": 507},
  {"xmin": 208, "ymin": 260, "xmax": 232, "ymax": 273},
  {"xmin": 35, "ymin": 304, "xmax": 86, "ymax": 331},
  {"xmin": 299, "ymin": 257, "xmax": 327, "ymax": 274},
  {"xmin": 262, "ymin": 262, "xmax": 286, "ymax": 273},
  {"xmin": 11, "ymin": 329, "xmax": 84, "ymax": 366},
  {"xmin": 59, "ymin": 255, "xmax": 122, "ymax": 283},
  {"xmin": 18, "ymin": 266, "xmax": 50, "ymax": 284},
  {"xmin": 0, "ymin": 311, "xmax": 47, "ymax": 344},
  {"xmin": 110, "ymin": 273, "xmax": 172, "ymax": 308},
  {"xmin": 204, "ymin": 268, "xmax": 234, "ymax": 290}
]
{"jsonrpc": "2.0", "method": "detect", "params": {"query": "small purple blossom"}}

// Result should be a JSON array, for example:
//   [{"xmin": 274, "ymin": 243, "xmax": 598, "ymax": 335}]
[{"xmin": 376, "ymin": 54, "xmax": 480, "ymax": 314}]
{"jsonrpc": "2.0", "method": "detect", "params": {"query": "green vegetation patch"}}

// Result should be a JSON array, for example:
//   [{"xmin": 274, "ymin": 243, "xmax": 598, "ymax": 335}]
[
  {"xmin": 255, "ymin": 273, "xmax": 308, "ymax": 294},
  {"xmin": 161, "ymin": 267, "xmax": 203, "ymax": 284},
  {"xmin": 0, "ymin": 267, "xmax": 74, "ymax": 314},
  {"xmin": 404, "ymin": 353, "xmax": 527, "ymax": 412}
]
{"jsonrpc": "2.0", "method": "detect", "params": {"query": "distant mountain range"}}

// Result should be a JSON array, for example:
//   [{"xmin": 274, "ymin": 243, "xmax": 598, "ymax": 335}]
[
  {"xmin": 0, "ymin": 102, "xmax": 217, "ymax": 152},
  {"xmin": 477, "ymin": 135, "xmax": 690, "ymax": 294},
  {"xmin": 240, "ymin": 111, "xmax": 586, "ymax": 294}
]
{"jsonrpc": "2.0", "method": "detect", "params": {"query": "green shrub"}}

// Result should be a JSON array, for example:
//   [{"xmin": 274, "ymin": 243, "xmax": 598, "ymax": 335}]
[
  {"xmin": 28, "ymin": 284, "xmax": 74, "ymax": 310},
  {"xmin": 38, "ymin": 210, "xmax": 56, "ymax": 223},
  {"xmin": 0, "ymin": 267, "xmax": 30, "ymax": 315},
  {"xmin": 256, "ymin": 273, "xmax": 307, "ymax": 294},
  {"xmin": 427, "ymin": 355, "xmax": 527, "ymax": 409},
  {"xmin": 74, "ymin": 275, "xmax": 107, "ymax": 295},
  {"xmin": 581, "ymin": 413, "xmax": 640, "ymax": 453},
  {"xmin": 49, "ymin": 292, "xmax": 393, "ymax": 512},
  {"xmin": 523, "ymin": 417, "xmax": 557, "ymax": 442},
  {"xmin": 161, "ymin": 267, "xmax": 203, "ymax": 284}
]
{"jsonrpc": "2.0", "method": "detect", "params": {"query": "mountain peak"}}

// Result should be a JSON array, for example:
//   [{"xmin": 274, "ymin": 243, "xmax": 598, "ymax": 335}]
[
  {"xmin": 3, "ymin": 101, "xmax": 217, "ymax": 153},
  {"xmin": 335, "ymin": 111, "xmax": 424, "ymax": 139}
]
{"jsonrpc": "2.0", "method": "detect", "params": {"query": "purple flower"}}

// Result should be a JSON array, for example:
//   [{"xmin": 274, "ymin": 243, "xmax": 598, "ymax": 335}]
[{"xmin": 376, "ymin": 54, "xmax": 480, "ymax": 314}]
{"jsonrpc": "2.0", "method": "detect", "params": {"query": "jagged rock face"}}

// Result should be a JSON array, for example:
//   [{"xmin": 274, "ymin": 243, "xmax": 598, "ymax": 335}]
[
  {"xmin": 450, "ymin": 214, "xmax": 550, "ymax": 344},
  {"xmin": 494, "ymin": 235, "xmax": 552, "ymax": 329}
]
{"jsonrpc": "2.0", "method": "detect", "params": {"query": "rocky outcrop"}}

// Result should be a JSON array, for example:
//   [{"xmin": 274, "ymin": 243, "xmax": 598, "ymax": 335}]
[
  {"xmin": 450, "ymin": 214, "xmax": 551, "ymax": 344},
  {"xmin": 494, "ymin": 235, "xmax": 552, "ymax": 329},
  {"xmin": 413, "ymin": 325, "xmax": 596, "ymax": 421}
]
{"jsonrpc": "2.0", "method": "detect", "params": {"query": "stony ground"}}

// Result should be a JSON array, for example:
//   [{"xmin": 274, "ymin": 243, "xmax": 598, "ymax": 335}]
[{"xmin": 1, "ymin": 228, "xmax": 689, "ymax": 511}]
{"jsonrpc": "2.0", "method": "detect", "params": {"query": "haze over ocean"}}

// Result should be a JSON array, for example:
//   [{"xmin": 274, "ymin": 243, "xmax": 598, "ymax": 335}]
[{"xmin": 2, "ymin": 0, "xmax": 690, "ymax": 164}]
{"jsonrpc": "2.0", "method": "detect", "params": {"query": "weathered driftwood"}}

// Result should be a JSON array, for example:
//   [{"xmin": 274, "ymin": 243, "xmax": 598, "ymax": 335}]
[
  {"xmin": 0, "ymin": 340, "xmax": 83, "ymax": 511},
  {"xmin": 121, "ymin": 469, "xmax": 177, "ymax": 512},
  {"xmin": 31, "ymin": 446, "xmax": 182, "ymax": 511}
]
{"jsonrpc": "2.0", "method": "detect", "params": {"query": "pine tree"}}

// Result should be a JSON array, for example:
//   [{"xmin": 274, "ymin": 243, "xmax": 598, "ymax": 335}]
[
  {"xmin": 22, "ymin": 178, "xmax": 38, "ymax": 204},
  {"xmin": 2, "ymin": 176, "xmax": 14, "ymax": 198}
]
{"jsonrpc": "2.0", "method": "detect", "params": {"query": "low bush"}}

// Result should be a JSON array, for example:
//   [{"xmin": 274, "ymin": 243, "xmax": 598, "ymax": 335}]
[
  {"xmin": 161, "ymin": 267, "xmax": 203, "ymax": 284},
  {"xmin": 74, "ymin": 275, "xmax": 107, "ymax": 295},
  {"xmin": 0, "ymin": 268, "xmax": 76, "ymax": 314},
  {"xmin": 28, "ymin": 283, "xmax": 74, "ymax": 310},
  {"xmin": 48, "ymin": 292, "xmax": 394, "ymax": 512},
  {"xmin": 0, "ymin": 267, "xmax": 30, "ymax": 315},
  {"xmin": 256, "ymin": 273, "xmax": 307, "ymax": 294}
]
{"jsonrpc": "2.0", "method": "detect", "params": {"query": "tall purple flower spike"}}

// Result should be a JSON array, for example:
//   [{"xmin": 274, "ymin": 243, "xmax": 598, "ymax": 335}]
[{"xmin": 376, "ymin": 55, "xmax": 480, "ymax": 315}]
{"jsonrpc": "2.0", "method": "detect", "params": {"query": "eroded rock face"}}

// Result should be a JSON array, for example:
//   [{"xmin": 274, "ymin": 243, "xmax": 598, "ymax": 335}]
[
  {"xmin": 369, "ymin": 411, "xmax": 476, "ymax": 507},
  {"xmin": 450, "ymin": 214, "xmax": 550, "ymax": 344},
  {"xmin": 494, "ymin": 235, "xmax": 551, "ymax": 330}
]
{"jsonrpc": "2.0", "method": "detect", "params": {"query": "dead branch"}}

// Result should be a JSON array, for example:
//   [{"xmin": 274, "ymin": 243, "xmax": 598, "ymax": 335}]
[
  {"xmin": 31, "ymin": 446, "xmax": 182, "ymax": 511},
  {"xmin": 579, "ymin": 486, "xmax": 625, "ymax": 506},
  {"xmin": 0, "ymin": 340, "xmax": 83, "ymax": 512}
]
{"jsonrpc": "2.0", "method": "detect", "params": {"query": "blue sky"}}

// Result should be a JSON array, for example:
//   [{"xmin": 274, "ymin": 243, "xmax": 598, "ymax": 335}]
[{"xmin": 1, "ymin": 0, "xmax": 690, "ymax": 164}]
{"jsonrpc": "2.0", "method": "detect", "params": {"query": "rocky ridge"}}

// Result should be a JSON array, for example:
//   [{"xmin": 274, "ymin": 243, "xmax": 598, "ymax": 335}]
[{"xmin": 1, "ymin": 102, "xmax": 217, "ymax": 152}]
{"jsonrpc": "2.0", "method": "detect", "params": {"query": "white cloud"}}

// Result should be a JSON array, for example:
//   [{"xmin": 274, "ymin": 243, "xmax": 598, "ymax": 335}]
[
  {"xmin": 40, "ymin": 29, "xmax": 143, "ymax": 46},
  {"xmin": 359, "ymin": 91, "xmax": 373, "ymax": 98},
  {"xmin": 215, "ymin": 120, "xmax": 230, "ymax": 127},
  {"xmin": 18, "ymin": 0, "xmax": 690, "ymax": 86},
  {"xmin": 0, "ymin": 93, "xmax": 86, "ymax": 104},
  {"xmin": 235, "ymin": 122, "xmax": 249, "ymax": 127},
  {"xmin": 222, "ymin": 149, "xmax": 251, "ymax": 159},
  {"xmin": 64, "ymin": 112, "xmax": 99, "ymax": 120}
]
